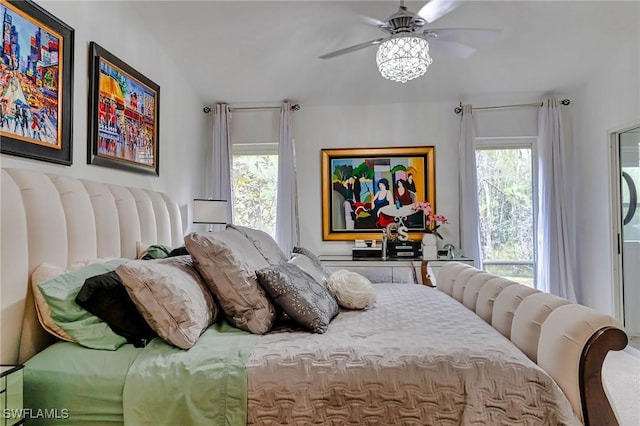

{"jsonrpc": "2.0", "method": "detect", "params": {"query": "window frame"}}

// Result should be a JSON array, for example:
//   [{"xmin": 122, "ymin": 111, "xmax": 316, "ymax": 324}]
[
  {"xmin": 475, "ymin": 136, "xmax": 539, "ymax": 287},
  {"xmin": 230, "ymin": 152, "xmax": 279, "ymax": 238}
]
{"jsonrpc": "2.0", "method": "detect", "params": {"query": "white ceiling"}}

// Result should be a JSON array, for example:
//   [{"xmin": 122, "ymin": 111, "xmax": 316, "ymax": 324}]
[{"xmin": 129, "ymin": 1, "xmax": 639, "ymax": 107}]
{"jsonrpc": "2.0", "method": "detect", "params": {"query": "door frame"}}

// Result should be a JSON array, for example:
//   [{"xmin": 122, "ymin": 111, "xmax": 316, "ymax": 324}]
[{"xmin": 609, "ymin": 122, "xmax": 640, "ymax": 325}]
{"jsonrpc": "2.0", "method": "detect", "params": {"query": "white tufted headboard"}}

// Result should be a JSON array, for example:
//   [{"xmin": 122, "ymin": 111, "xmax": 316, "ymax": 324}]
[{"xmin": 0, "ymin": 168, "xmax": 184, "ymax": 364}]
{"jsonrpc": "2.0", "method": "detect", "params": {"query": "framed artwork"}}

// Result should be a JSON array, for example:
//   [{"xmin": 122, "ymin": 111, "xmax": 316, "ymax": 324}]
[
  {"xmin": 87, "ymin": 42, "xmax": 160, "ymax": 175},
  {"xmin": 321, "ymin": 146, "xmax": 436, "ymax": 241},
  {"xmin": 0, "ymin": 0, "xmax": 74, "ymax": 165}
]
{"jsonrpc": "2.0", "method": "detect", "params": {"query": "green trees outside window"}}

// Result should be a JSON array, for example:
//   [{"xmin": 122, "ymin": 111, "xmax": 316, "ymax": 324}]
[
  {"xmin": 231, "ymin": 155, "xmax": 278, "ymax": 237},
  {"xmin": 476, "ymin": 148, "xmax": 535, "ymax": 287}
]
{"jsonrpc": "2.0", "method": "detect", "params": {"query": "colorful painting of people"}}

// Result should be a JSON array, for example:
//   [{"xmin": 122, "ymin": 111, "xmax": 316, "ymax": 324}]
[
  {"xmin": 394, "ymin": 179, "xmax": 414, "ymax": 207},
  {"xmin": 96, "ymin": 59, "xmax": 157, "ymax": 166},
  {"xmin": 0, "ymin": 3, "xmax": 61, "ymax": 147},
  {"xmin": 331, "ymin": 157, "xmax": 428, "ymax": 231}
]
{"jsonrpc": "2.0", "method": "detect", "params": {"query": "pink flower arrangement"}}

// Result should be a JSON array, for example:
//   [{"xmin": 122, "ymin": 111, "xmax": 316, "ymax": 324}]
[{"xmin": 412, "ymin": 201, "xmax": 448, "ymax": 239}]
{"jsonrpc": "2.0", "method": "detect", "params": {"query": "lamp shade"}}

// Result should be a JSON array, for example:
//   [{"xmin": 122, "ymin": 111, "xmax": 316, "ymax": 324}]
[{"xmin": 193, "ymin": 199, "xmax": 228, "ymax": 225}]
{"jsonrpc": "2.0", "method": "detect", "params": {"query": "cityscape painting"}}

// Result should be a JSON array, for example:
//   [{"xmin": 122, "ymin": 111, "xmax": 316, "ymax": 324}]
[
  {"xmin": 87, "ymin": 42, "xmax": 160, "ymax": 175},
  {"xmin": 321, "ymin": 146, "xmax": 436, "ymax": 241},
  {"xmin": 0, "ymin": 0, "xmax": 74, "ymax": 165}
]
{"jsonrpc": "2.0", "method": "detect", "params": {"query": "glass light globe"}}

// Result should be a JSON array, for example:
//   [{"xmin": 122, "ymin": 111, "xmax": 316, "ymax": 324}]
[{"xmin": 376, "ymin": 36, "xmax": 432, "ymax": 83}]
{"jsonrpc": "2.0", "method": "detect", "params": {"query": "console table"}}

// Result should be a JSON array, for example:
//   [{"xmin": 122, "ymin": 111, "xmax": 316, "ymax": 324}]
[{"xmin": 319, "ymin": 255, "xmax": 474, "ymax": 286}]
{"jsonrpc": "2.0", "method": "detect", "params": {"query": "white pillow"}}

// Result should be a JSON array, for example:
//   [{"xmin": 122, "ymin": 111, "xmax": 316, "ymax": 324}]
[{"xmin": 326, "ymin": 270, "xmax": 376, "ymax": 310}]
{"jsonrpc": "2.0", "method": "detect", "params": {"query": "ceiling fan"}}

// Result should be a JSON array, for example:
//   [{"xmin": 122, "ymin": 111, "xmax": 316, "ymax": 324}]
[{"xmin": 318, "ymin": 0, "xmax": 501, "ymax": 83}]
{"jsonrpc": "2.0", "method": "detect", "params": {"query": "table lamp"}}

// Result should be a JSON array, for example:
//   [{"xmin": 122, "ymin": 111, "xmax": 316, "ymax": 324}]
[{"xmin": 193, "ymin": 199, "xmax": 228, "ymax": 231}]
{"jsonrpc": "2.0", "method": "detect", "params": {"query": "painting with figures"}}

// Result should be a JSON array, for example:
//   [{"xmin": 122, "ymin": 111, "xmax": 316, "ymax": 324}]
[
  {"xmin": 321, "ymin": 146, "xmax": 436, "ymax": 241},
  {"xmin": 0, "ymin": 0, "xmax": 74, "ymax": 165},
  {"xmin": 87, "ymin": 42, "xmax": 160, "ymax": 175}
]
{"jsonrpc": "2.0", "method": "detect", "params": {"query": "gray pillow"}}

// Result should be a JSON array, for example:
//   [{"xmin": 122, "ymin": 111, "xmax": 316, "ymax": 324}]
[
  {"xmin": 292, "ymin": 246, "xmax": 330, "ymax": 283},
  {"xmin": 116, "ymin": 256, "xmax": 219, "ymax": 349},
  {"xmin": 226, "ymin": 224, "xmax": 287, "ymax": 265},
  {"xmin": 185, "ymin": 229, "xmax": 277, "ymax": 334},
  {"xmin": 289, "ymin": 254, "xmax": 328, "ymax": 287},
  {"xmin": 256, "ymin": 262, "xmax": 339, "ymax": 334}
]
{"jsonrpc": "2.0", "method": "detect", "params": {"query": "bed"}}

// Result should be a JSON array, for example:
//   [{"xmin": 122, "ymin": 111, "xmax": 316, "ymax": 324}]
[{"xmin": 0, "ymin": 168, "xmax": 628, "ymax": 425}]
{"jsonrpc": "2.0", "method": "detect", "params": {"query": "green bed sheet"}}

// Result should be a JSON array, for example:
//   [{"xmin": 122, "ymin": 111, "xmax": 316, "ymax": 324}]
[
  {"xmin": 123, "ymin": 321, "xmax": 258, "ymax": 426},
  {"xmin": 24, "ymin": 340, "xmax": 142, "ymax": 425},
  {"xmin": 24, "ymin": 321, "xmax": 258, "ymax": 426}
]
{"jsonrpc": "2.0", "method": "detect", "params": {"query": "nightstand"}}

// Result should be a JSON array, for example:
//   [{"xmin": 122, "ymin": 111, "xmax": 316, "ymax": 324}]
[
  {"xmin": 319, "ymin": 255, "xmax": 475, "ymax": 287},
  {"xmin": 0, "ymin": 365, "xmax": 24, "ymax": 425},
  {"xmin": 319, "ymin": 255, "xmax": 424, "ymax": 284}
]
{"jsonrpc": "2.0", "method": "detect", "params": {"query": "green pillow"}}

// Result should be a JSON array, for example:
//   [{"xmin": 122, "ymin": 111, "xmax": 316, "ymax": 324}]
[
  {"xmin": 143, "ymin": 244, "xmax": 172, "ymax": 260},
  {"xmin": 37, "ymin": 259, "xmax": 131, "ymax": 350}
]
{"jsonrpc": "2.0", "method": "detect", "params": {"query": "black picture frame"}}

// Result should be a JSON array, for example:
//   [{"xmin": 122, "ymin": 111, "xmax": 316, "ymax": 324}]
[
  {"xmin": 0, "ymin": 0, "xmax": 74, "ymax": 165},
  {"xmin": 87, "ymin": 42, "xmax": 160, "ymax": 176}
]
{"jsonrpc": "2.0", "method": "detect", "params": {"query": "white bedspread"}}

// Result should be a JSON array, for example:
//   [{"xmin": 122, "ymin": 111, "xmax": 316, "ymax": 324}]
[{"xmin": 246, "ymin": 284, "xmax": 580, "ymax": 425}]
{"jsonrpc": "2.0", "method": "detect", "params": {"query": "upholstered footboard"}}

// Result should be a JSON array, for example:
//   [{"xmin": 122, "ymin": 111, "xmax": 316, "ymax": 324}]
[{"xmin": 437, "ymin": 262, "xmax": 628, "ymax": 426}]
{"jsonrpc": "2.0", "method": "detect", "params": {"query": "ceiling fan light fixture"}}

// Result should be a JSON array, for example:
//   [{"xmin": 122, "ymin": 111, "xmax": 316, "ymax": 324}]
[{"xmin": 376, "ymin": 36, "xmax": 432, "ymax": 83}]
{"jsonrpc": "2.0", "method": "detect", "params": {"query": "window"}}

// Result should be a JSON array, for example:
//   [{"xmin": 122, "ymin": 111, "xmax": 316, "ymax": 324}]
[
  {"xmin": 476, "ymin": 141, "xmax": 536, "ymax": 287},
  {"xmin": 231, "ymin": 154, "xmax": 278, "ymax": 236},
  {"xmin": 229, "ymin": 109, "xmax": 279, "ymax": 237}
]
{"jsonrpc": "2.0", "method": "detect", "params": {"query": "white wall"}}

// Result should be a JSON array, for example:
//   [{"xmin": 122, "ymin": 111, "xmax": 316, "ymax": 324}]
[
  {"xmin": 0, "ymin": 1, "xmax": 208, "ymax": 235},
  {"xmin": 293, "ymin": 94, "xmax": 557, "ymax": 259},
  {"xmin": 294, "ymin": 101, "xmax": 461, "ymax": 256},
  {"xmin": 572, "ymin": 38, "xmax": 640, "ymax": 316}
]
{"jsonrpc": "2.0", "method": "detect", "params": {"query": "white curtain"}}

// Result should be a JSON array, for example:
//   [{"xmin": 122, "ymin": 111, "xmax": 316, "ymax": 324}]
[
  {"xmin": 536, "ymin": 98, "xmax": 577, "ymax": 301},
  {"xmin": 210, "ymin": 103, "xmax": 233, "ymax": 226},
  {"xmin": 275, "ymin": 101, "xmax": 299, "ymax": 255},
  {"xmin": 458, "ymin": 105, "xmax": 482, "ymax": 268}
]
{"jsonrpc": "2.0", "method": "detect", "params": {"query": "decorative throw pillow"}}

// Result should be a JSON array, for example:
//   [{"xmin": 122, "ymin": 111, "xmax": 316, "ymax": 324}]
[
  {"xmin": 289, "ymin": 254, "xmax": 329, "ymax": 287},
  {"xmin": 168, "ymin": 246, "xmax": 189, "ymax": 257},
  {"xmin": 75, "ymin": 271, "xmax": 157, "ymax": 347},
  {"xmin": 136, "ymin": 241, "xmax": 172, "ymax": 260},
  {"xmin": 116, "ymin": 256, "xmax": 219, "ymax": 350},
  {"xmin": 185, "ymin": 229, "xmax": 277, "ymax": 334},
  {"xmin": 226, "ymin": 224, "xmax": 288, "ymax": 265},
  {"xmin": 34, "ymin": 259, "xmax": 131, "ymax": 350},
  {"xmin": 326, "ymin": 269, "xmax": 377, "ymax": 310},
  {"xmin": 256, "ymin": 262, "xmax": 339, "ymax": 333},
  {"xmin": 31, "ymin": 264, "xmax": 75, "ymax": 342},
  {"xmin": 292, "ymin": 246, "xmax": 331, "ymax": 283}
]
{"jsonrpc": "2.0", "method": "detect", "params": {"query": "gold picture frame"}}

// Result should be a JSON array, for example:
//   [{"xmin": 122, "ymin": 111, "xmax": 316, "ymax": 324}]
[{"xmin": 321, "ymin": 146, "xmax": 436, "ymax": 241}]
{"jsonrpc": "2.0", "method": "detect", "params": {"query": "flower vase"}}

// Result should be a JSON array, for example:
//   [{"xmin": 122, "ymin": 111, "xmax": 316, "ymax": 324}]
[{"xmin": 421, "ymin": 233, "xmax": 438, "ymax": 259}]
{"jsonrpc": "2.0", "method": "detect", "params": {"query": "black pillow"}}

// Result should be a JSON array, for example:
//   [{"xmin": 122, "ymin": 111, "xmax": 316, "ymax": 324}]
[
  {"xmin": 168, "ymin": 246, "xmax": 189, "ymax": 257},
  {"xmin": 75, "ymin": 271, "xmax": 156, "ymax": 347}
]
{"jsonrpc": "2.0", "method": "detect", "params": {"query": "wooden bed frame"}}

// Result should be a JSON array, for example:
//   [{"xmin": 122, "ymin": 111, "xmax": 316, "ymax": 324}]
[
  {"xmin": 436, "ymin": 263, "xmax": 628, "ymax": 426},
  {"xmin": 580, "ymin": 326, "xmax": 628, "ymax": 425},
  {"xmin": 0, "ymin": 168, "xmax": 628, "ymax": 425}
]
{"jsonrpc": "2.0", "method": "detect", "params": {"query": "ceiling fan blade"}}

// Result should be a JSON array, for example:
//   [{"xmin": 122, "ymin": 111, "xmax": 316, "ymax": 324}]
[
  {"xmin": 357, "ymin": 14, "xmax": 389, "ymax": 29},
  {"xmin": 319, "ymin": 38, "xmax": 387, "ymax": 59},
  {"xmin": 417, "ymin": 0, "xmax": 462, "ymax": 23},
  {"xmin": 428, "ymin": 39, "xmax": 477, "ymax": 59},
  {"xmin": 426, "ymin": 28, "xmax": 502, "ymax": 44}
]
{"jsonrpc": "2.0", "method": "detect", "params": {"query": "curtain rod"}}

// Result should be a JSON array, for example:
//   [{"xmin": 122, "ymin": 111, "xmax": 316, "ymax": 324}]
[
  {"xmin": 454, "ymin": 99, "xmax": 570, "ymax": 114},
  {"xmin": 203, "ymin": 104, "xmax": 301, "ymax": 113}
]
